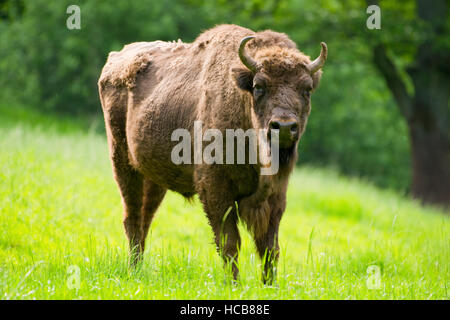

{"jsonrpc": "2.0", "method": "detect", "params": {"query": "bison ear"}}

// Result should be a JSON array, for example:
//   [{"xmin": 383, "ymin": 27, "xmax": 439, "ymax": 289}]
[{"xmin": 231, "ymin": 68, "xmax": 254, "ymax": 92}]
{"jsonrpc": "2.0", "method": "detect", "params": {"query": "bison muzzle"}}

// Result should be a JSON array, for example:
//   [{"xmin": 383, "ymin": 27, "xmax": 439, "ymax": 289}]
[{"xmin": 98, "ymin": 24, "xmax": 327, "ymax": 284}]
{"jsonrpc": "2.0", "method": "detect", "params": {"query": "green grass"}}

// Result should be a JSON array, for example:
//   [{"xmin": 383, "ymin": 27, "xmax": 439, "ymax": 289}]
[{"xmin": 0, "ymin": 106, "xmax": 448, "ymax": 299}]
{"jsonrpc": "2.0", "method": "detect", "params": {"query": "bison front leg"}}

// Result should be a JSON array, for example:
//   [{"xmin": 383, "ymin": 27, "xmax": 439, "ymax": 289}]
[
  {"xmin": 254, "ymin": 193, "xmax": 284, "ymax": 285},
  {"xmin": 254, "ymin": 221, "xmax": 280, "ymax": 285},
  {"xmin": 214, "ymin": 207, "xmax": 241, "ymax": 283},
  {"xmin": 197, "ymin": 175, "xmax": 241, "ymax": 282}
]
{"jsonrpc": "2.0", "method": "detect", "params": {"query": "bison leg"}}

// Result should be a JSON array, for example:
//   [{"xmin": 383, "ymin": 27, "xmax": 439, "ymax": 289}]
[
  {"xmin": 115, "ymin": 162, "xmax": 144, "ymax": 266},
  {"xmin": 197, "ymin": 181, "xmax": 241, "ymax": 281},
  {"xmin": 213, "ymin": 207, "xmax": 241, "ymax": 282},
  {"xmin": 100, "ymin": 84, "xmax": 144, "ymax": 265},
  {"xmin": 254, "ymin": 194, "xmax": 284, "ymax": 285},
  {"xmin": 108, "ymin": 139, "xmax": 144, "ymax": 265},
  {"xmin": 140, "ymin": 179, "xmax": 166, "ymax": 251},
  {"xmin": 254, "ymin": 222, "xmax": 280, "ymax": 285}
]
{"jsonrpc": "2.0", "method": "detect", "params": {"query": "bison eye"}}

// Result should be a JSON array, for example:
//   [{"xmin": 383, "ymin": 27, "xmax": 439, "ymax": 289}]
[
  {"xmin": 253, "ymin": 85, "xmax": 265, "ymax": 99},
  {"xmin": 302, "ymin": 89, "xmax": 311, "ymax": 99}
]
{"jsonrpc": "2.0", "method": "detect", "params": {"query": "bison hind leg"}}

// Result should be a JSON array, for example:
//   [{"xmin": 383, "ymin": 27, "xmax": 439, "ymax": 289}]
[
  {"xmin": 116, "ymin": 168, "xmax": 166, "ymax": 266},
  {"xmin": 114, "ymin": 160, "xmax": 144, "ymax": 266},
  {"xmin": 141, "ymin": 179, "xmax": 166, "ymax": 251}
]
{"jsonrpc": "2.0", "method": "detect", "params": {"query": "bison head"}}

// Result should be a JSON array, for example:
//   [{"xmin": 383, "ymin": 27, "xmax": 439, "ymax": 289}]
[{"xmin": 232, "ymin": 36, "xmax": 327, "ymax": 164}]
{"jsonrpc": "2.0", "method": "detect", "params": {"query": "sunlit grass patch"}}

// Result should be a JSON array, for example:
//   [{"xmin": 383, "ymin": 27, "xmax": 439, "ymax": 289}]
[{"xmin": 0, "ymin": 112, "xmax": 448, "ymax": 299}]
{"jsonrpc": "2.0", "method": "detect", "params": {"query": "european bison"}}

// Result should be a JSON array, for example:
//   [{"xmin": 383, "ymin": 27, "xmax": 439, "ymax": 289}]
[{"xmin": 98, "ymin": 24, "xmax": 326, "ymax": 284}]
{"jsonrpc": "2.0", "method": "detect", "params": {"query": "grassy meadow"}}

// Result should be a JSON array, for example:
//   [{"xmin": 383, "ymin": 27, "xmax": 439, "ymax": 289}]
[{"xmin": 0, "ymin": 107, "xmax": 448, "ymax": 300}]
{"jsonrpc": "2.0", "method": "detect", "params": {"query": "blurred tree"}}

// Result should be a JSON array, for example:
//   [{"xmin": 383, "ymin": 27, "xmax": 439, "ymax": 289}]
[
  {"xmin": 0, "ymin": 0, "xmax": 24, "ymax": 21},
  {"xmin": 0, "ymin": 0, "xmax": 210, "ymax": 114},
  {"xmin": 371, "ymin": 0, "xmax": 449, "ymax": 206}
]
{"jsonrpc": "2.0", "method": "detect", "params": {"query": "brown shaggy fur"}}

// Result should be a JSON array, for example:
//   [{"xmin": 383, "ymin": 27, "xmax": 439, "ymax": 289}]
[{"xmin": 98, "ymin": 24, "xmax": 324, "ymax": 284}]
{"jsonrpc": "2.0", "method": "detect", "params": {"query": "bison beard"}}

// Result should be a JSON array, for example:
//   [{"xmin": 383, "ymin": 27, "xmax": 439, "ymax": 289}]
[
  {"xmin": 279, "ymin": 146, "xmax": 296, "ymax": 166},
  {"xmin": 98, "ymin": 24, "xmax": 326, "ymax": 284}
]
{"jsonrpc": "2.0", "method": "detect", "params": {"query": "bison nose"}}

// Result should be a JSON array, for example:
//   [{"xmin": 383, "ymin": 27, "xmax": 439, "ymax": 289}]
[
  {"xmin": 268, "ymin": 120, "xmax": 299, "ymax": 147},
  {"xmin": 269, "ymin": 120, "xmax": 299, "ymax": 136}
]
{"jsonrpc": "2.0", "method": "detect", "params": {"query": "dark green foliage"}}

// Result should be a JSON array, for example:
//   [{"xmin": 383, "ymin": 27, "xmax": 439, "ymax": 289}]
[{"xmin": 0, "ymin": 0, "xmax": 210, "ymax": 114}]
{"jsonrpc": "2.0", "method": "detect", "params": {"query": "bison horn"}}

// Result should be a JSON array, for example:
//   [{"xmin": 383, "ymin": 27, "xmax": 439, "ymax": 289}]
[
  {"xmin": 238, "ymin": 36, "xmax": 259, "ymax": 73},
  {"xmin": 308, "ymin": 42, "xmax": 327, "ymax": 74}
]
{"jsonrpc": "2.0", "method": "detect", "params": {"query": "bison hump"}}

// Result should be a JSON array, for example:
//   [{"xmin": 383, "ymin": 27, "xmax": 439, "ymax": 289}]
[{"xmin": 99, "ymin": 40, "xmax": 188, "ymax": 89}]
